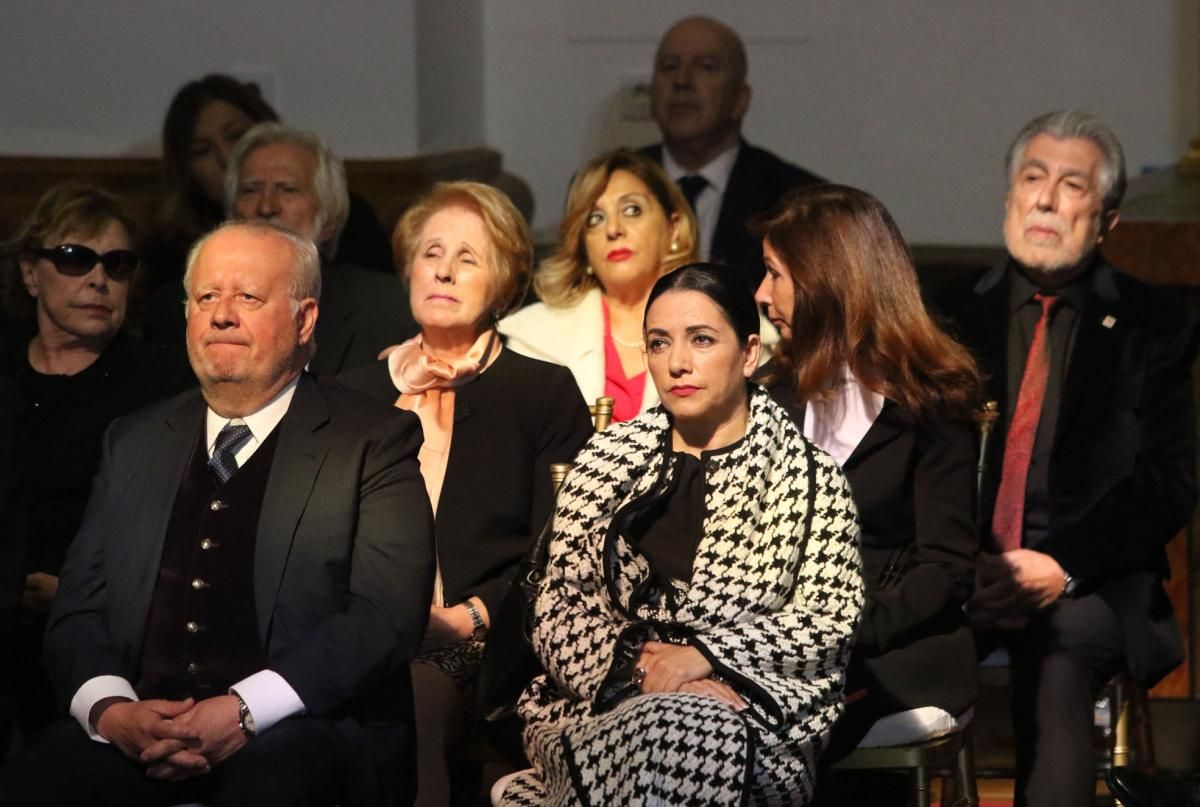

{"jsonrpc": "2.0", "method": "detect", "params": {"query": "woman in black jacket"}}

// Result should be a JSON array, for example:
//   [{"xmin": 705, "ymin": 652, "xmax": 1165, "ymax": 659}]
[
  {"xmin": 755, "ymin": 185, "xmax": 984, "ymax": 787},
  {"xmin": 340, "ymin": 181, "xmax": 592, "ymax": 807},
  {"xmin": 2, "ymin": 183, "xmax": 187, "ymax": 738}
]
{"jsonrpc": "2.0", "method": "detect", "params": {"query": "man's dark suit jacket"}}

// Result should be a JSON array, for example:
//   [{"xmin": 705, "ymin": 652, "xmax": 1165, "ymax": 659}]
[
  {"xmin": 641, "ymin": 139, "xmax": 824, "ymax": 287},
  {"xmin": 310, "ymin": 259, "xmax": 418, "ymax": 377},
  {"xmin": 340, "ymin": 348, "xmax": 593, "ymax": 621},
  {"xmin": 44, "ymin": 373, "xmax": 435, "ymax": 805},
  {"xmin": 768, "ymin": 380, "xmax": 979, "ymax": 724},
  {"xmin": 933, "ymin": 259, "xmax": 1200, "ymax": 686}
]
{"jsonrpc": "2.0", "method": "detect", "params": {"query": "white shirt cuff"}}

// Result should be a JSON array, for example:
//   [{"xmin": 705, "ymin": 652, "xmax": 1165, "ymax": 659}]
[
  {"xmin": 230, "ymin": 669, "xmax": 306, "ymax": 733},
  {"xmin": 70, "ymin": 675, "xmax": 139, "ymax": 743}
]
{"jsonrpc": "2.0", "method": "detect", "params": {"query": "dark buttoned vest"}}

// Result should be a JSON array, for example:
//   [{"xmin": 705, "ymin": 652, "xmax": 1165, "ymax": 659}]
[{"xmin": 136, "ymin": 425, "xmax": 280, "ymax": 700}]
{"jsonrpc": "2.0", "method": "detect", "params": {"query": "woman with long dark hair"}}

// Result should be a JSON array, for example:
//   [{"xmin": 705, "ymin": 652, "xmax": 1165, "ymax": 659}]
[{"xmin": 755, "ymin": 185, "xmax": 982, "ymax": 791}]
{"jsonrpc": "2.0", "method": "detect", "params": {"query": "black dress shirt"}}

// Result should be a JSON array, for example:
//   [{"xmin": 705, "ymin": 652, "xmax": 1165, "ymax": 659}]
[{"xmin": 1005, "ymin": 262, "xmax": 1089, "ymax": 547}]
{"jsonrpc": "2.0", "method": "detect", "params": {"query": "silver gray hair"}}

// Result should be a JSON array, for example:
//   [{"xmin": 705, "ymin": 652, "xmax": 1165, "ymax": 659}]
[
  {"xmin": 224, "ymin": 122, "xmax": 350, "ymax": 256},
  {"xmin": 1005, "ymin": 110, "xmax": 1126, "ymax": 217},
  {"xmin": 183, "ymin": 220, "xmax": 322, "ymax": 312}
]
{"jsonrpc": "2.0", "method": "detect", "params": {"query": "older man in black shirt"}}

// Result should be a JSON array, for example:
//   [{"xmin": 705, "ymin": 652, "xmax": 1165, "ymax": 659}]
[{"xmin": 936, "ymin": 110, "xmax": 1199, "ymax": 807}]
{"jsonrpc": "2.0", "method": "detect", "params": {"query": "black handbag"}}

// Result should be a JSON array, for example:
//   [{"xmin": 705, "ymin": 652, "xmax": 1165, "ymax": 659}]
[{"xmin": 476, "ymin": 483, "xmax": 561, "ymax": 721}]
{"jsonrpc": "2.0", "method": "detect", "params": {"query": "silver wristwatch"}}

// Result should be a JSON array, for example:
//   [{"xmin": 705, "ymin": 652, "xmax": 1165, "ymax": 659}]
[
  {"xmin": 1062, "ymin": 571, "xmax": 1078, "ymax": 598},
  {"xmin": 235, "ymin": 693, "xmax": 257, "ymax": 739}
]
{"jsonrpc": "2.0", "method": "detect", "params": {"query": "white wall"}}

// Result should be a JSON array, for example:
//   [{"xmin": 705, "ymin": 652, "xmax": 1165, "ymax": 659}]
[
  {"xmin": 0, "ymin": 0, "xmax": 419, "ymax": 157},
  {"xmin": 482, "ymin": 0, "xmax": 1199, "ymax": 245},
  {"xmin": 416, "ymin": 0, "xmax": 486, "ymax": 152},
  {"xmin": 0, "ymin": 1, "xmax": 1195, "ymax": 246}
]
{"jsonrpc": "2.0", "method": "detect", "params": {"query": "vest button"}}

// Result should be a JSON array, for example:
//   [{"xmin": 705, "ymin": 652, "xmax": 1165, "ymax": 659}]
[
  {"xmin": 191, "ymin": 578, "xmax": 207, "ymax": 590},
  {"xmin": 200, "ymin": 538, "xmax": 215, "ymax": 550},
  {"xmin": 186, "ymin": 662, "xmax": 199, "ymax": 675},
  {"xmin": 186, "ymin": 621, "xmax": 200, "ymax": 633}
]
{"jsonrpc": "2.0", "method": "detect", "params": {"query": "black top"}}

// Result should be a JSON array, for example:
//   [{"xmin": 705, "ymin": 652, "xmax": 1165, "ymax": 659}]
[
  {"xmin": 339, "ymin": 348, "xmax": 593, "ymax": 618},
  {"xmin": 628, "ymin": 452, "xmax": 706, "ymax": 583},
  {"xmin": 1, "ymin": 333, "xmax": 191, "ymax": 576}
]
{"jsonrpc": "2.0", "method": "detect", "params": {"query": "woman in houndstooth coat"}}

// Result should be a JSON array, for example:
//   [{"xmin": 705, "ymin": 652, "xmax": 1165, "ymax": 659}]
[{"xmin": 497, "ymin": 265, "xmax": 863, "ymax": 806}]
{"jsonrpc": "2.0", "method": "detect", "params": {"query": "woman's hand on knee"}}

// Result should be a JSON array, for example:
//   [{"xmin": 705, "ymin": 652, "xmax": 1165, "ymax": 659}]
[{"xmin": 635, "ymin": 642, "xmax": 713, "ymax": 694}]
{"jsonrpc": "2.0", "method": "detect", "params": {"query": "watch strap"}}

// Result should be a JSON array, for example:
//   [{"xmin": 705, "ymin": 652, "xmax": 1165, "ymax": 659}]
[{"xmin": 464, "ymin": 599, "xmax": 486, "ymax": 641}]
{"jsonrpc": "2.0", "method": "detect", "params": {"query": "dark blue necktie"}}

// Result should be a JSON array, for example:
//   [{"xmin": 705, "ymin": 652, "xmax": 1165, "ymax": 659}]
[
  {"xmin": 677, "ymin": 174, "xmax": 709, "ymax": 213},
  {"xmin": 209, "ymin": 422, "xmax": 252, "ymax": 484}
]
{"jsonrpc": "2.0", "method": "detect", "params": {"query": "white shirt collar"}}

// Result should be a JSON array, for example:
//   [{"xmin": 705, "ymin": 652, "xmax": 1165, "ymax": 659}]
[
  {"xmin": 803, "ymin": 368, "xmax": 885, "ymax": 467},
  {"xmin": 660, "ymin": 141, "xmax": 741, "ymax": 195},
  {"xmin": 205, "ymin": 374, "xmax": 301, "ymax": 458}
]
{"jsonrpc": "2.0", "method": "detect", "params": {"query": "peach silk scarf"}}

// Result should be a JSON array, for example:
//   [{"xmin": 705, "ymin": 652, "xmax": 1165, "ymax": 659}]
[{"xmin": 381, "ymin": 328, "xmax": 499, "ymax": 606}]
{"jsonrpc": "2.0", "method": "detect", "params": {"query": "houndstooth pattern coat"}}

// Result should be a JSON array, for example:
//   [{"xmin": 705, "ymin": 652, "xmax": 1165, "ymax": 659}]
[{"xmin": 498, "ymin": 387, "xmax": 863, "ymax": 806}]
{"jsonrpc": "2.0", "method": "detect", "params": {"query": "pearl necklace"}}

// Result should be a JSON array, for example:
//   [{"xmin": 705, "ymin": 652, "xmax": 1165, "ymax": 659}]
[{"xmin": 610, "ymin": 332, "xmax": 645, "ymax": 350}]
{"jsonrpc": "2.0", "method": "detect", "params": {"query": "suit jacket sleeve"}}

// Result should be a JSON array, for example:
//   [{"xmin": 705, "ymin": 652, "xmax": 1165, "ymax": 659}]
[
  {"xmin": 855, "ymin": 413, "xmax": 977, "ymax": 656},
  {"xmin": 43, "ymin": 419, "xmax": 134, "ymax": 704},
  {"xmin": 1039, "ymin": 305, "xmax": 1200, "ymax": 583},
  {"xmin": 268, "ymin": 408, "xmax": 435, "ymax": 717}
]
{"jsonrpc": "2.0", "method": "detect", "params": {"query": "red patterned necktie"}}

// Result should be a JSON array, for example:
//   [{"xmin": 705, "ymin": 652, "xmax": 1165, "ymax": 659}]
[{"xmin": 992, "ymin": 293, "xmax": 1059, "ymax": 551}]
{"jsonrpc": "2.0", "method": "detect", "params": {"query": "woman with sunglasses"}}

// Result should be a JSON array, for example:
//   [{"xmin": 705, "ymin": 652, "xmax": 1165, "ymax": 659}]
[{"xmin": 0, "ymin": 183, "xmax": 187, "ymax": 740}]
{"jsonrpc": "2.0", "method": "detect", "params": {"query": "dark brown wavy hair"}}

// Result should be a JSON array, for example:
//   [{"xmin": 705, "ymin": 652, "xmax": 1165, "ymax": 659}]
[
  {"xmin": 759, "ymin": 184, "xmax": 981, "ymax": 419},
  {"xmin": 159, "ymin": 74, "xmax": 279, "ymax": 242}
]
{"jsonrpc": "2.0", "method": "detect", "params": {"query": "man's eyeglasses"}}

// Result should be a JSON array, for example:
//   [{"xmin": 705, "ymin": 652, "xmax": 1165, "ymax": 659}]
[{"xmin": 31, "ymin": 244, "xmax": 139, "ymax": 282}]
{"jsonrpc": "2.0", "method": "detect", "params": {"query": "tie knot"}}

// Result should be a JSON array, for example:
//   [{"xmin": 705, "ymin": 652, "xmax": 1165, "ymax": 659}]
[
  {"xmin": 214, "ymin": 422, "xmax": 252, "ymax": 454},
  {"xmin": 1033, "ymin": 292, "xmax": 1058, "ymax": 317},
  {"xmin": 677, "ymin": 175, "xmax": 708, "ymax": 210}
]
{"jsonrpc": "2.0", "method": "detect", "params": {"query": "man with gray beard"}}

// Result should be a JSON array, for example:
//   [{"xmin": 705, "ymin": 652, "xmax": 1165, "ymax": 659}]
[{"xmin": 934, "ymin": 110, "xmax": 1198, "ymax": 807}]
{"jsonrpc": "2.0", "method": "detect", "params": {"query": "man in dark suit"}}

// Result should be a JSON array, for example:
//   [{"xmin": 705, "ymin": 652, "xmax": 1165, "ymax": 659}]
[
  {"xmin": 936, "ymin": 111, "xmax": 1198, "ymax": 807},
  {"xmin": 641, "ymin": 16, "xmax": 824, "ymax": 287},
  {"xmin": 0, "ymin": 221, "xmax": 435, "ymax": 806}
]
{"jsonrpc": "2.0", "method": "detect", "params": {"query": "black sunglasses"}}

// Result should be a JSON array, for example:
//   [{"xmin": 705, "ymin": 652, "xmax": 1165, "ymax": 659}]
[{"xmin": 31, "ymin": 244, "xmax": 139, "ymax": 282}]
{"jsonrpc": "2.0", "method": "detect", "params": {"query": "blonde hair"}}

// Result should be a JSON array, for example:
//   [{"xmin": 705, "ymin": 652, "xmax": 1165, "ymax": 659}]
[
  {"xmin": 536, "ymin": 149, "xmax": 697, "ymax": 308},
  {"xmin": 393, "ymin": 181, "xmax": 533, "ymax": 319}
]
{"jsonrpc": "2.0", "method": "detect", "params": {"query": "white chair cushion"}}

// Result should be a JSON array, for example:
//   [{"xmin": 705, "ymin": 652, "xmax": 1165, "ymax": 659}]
[{"xmin": 856, "ymin": 706, "xmax": 974, "ymax": 748}]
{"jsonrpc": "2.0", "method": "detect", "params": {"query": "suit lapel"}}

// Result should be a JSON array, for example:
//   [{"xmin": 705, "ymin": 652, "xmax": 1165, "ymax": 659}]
[
  {"xmin": 963, "ymin": 266, "xmax": 1012, "ymax": 416},
  {"xmin": 1058, "ymin": 263, "xmax": 1123, "ymax": 428},
  {"xmin": 711, "ymin": 141, "xmax": 756, "ymax": 263},
  {"xmin": 844, "ymin": 400, "xmax": 904, "ymax": 467},
  {"xmin": 255, "ymin": 375, "xmax": 331, "ymax": 643},
  {"xmin": 123, "ymin": 394, "xmax": 205, "ymax": 649},
  {"xmin": 571, "ymin": 289, "xmax": 607, "ymax": 404}
]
